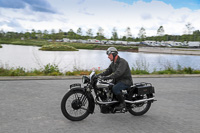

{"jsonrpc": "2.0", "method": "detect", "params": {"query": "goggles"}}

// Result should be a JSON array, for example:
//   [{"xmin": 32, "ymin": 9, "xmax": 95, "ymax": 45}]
[{"xmin": 106, "ymin": 50, "xmax": 112, "ymax": 55}]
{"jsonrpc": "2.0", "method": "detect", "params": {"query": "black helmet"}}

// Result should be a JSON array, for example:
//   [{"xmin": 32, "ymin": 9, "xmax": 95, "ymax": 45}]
[{"xmin": 106, "ymin": 47, "xmax": 118, "ymax": 56}]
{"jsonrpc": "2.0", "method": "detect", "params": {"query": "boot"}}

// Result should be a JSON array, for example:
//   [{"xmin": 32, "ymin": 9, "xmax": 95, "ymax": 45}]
[{"xmin": 115, "ymin": 93, "xmax": 126, "ymax": 110}]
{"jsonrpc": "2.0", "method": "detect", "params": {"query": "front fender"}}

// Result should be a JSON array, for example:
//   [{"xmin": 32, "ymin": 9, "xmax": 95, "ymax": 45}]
[{"xmin": 69, "ymin": 87, "xmax": 95, "ymax": 114}]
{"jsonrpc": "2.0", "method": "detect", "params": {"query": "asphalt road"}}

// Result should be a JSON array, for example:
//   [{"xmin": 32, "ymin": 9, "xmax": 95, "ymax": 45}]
[{"xmin": 0, "ymin": 77, "xmax": 200, "ymax": 133}]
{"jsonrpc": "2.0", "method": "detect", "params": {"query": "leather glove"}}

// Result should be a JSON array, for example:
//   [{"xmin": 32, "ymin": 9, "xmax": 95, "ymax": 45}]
[
  {"xmin": 101, "ymin": 76, "xmax": 111, "ymax": 80},
  {"xmin": 94, "ymin": 74, "xmax": 101, "ymax": 79}
]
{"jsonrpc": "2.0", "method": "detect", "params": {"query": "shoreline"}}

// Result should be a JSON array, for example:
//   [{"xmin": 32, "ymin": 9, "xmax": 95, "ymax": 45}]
[
  {"xmin": 139, "ymin": 47, "xmax": 200, "ymax": 55},
  {"xmin": 2, "ymin": 43, "xmax": 200, "ymax": 55}
]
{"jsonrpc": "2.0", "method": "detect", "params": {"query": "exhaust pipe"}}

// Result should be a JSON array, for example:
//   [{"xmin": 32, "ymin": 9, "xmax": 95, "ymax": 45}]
[
  {"xmin": 96, "ymin": 97, "xmax": 155, "ymax": 105},
  {"xmin": 125, "ymin": 97, "xmax": 155, "ymax": 104}
]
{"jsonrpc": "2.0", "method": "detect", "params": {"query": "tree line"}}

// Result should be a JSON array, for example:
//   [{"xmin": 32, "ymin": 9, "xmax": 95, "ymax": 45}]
[{"xmin": 1, "ymin": 23, "xmax": 200, "ymax": 42}]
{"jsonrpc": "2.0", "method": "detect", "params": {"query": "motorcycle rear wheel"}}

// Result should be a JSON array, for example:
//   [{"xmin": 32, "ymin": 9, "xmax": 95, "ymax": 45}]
[
  {"xmin": 61, "ymin": 90, "xmax": 90, "ymax": 121},
  {"xmin": 128, "ymin": 94, "xmax": 151, "ymax": 116}
]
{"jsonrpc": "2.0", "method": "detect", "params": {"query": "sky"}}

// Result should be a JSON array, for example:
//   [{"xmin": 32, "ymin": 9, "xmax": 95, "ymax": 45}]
[{"xmin": 0, "ymin": 0, "xmax": 200, "ymax": 38}]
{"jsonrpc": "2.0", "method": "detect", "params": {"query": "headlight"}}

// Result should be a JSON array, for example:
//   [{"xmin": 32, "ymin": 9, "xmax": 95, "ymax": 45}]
[{"xmin": 82, "ymin": 76, "xmax": 90, "ymax": 84}]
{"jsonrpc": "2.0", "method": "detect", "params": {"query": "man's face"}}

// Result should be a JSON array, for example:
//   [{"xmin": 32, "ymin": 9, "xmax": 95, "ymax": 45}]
[{"xmin": 108, "ymin": 54, "xmax": 113, "ymax": 61}]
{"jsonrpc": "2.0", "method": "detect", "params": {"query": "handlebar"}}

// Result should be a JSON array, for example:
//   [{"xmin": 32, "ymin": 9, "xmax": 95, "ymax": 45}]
[{"xmin": 97, "ymin": 78, "xmax": 114, "ymax": 85}]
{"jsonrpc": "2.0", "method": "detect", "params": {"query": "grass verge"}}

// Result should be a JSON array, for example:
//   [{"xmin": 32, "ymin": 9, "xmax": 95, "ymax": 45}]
[{"xmin": 1, "ymin": 64, "xmax": 200, "ymax": 76}]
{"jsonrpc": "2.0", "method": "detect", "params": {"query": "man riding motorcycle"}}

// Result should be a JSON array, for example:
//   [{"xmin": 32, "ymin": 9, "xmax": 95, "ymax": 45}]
[{"xmin": 97, "ymin": 47, "xmax": 133, "ymax": 110}]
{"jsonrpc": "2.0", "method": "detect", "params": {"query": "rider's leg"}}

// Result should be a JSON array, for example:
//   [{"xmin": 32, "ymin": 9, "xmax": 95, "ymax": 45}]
[
  {"xmin": 112, "ymin": 82, "xmax": 129, "ymax": 110},
  {"xmin": 115, "ymin": 93, "xmax": 125, "ymax": 110}
]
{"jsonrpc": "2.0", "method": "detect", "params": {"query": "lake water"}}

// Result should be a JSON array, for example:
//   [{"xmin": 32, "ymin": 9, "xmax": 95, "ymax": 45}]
[{"xmin": 1, "ymin": 44, "xmax": 200, "ymax": 72}]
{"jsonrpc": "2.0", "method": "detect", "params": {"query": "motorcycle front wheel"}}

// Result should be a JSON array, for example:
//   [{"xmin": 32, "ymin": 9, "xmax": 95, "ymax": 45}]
[
  {"xmin": 128, "ymin": 94, "xmax": 151, "ymax": 116},
  {"xmin": 61, "ymin": 90, "xmax": 90, "ymax": 121}
]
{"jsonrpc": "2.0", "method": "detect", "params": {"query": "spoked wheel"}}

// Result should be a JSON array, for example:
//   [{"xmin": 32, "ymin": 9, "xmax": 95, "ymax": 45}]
[
  {"xmin": 61, "ymin": 90, "xmax": 90, "ymax": 121},
  {"xmin": 128, "ymin": 94, "xmax": 151, "ymax": 116}
]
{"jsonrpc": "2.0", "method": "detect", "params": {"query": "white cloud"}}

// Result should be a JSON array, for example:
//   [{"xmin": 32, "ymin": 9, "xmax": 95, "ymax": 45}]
[{"xmin": 0, "ymin": 0, "xmax": 200, "ymax": 37}]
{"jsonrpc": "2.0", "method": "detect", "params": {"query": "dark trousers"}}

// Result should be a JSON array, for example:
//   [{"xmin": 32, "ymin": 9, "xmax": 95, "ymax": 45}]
[{"xmin": 112, "ymin": 82, "xmax": 129, "ymax": 95}]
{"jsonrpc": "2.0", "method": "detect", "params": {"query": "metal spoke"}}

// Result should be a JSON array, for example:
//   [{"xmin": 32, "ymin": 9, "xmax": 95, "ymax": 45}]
[
  {"xmin": 80, "ymin": 107, "xmax": 88, "ymax": 111},
  {"xmin": 65, "ymin": 92, "xmax": 89, "ymax": 117}
]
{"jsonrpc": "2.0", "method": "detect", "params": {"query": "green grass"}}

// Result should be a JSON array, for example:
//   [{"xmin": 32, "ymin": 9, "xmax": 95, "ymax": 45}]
[
  {"xmin": 0, "ymin": 39, "xmax": 49, "ymax": 46},
  {"xmin": 151, "ymin": 67, "xmax": 200, "ymax": 74},
  {"xmin": 64, "ymin": 43, "xmax": 138, "ymax": 52},
  {"xmin": 1, "ymin": 64, "xmax": 200, "ymax": 76},
  {"xmin": 0, "ymin": 45, "xmax": 2, "ymax": 48},
  {"xmin": 0, "ymin": 64, "xmax": 63, "ymax": 76},
  {"xmin": 131, "ymin": 68, "xmax": 150, "ymax": 75},
  {"xmin": 65, "ymin": 43, "xmax": 97, "ymax": 49},
  {"xmin": 39, "ymin": 44, "xmax": 78, "ymax": 51}
]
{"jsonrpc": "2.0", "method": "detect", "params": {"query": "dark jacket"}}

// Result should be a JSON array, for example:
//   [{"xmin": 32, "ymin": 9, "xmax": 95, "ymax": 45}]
[{"xmin": 100, "ymin": 56, "xmax": 133, "ymax": 86}]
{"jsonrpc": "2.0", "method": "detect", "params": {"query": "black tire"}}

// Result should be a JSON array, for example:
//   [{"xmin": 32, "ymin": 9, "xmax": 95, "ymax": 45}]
[
  {"xmin": 61, "ymin": 89, "xmax": 91, "ymax": 121},
  {"xmin": 128, "ymin": 94, "xmax": 151, "ymax": 116}
]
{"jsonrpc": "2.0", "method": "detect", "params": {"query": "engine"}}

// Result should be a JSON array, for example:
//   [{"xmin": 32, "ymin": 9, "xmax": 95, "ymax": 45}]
[
  {"xmin": 96, "ymin": 81, "xmax": 113, "ymax": 102},
  {"xmin": 99, "ymin": 87, "xmax": 113, "ymax": 101}
]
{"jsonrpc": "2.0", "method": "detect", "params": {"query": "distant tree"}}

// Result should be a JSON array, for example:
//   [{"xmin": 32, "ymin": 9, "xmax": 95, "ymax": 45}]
[
  {"xmin": 77, "ymin": 28, "xmax": 82, "ymax": 36},
  {"xmin": 193, "ymin": 30, "xmax": 200, "ymax": 35},
  {"xmin": 125, "ymin": 27, "xmax": 132, "ymax": 41},
  {"xmin": 96, "ymin": 27, "xmax": 105, "ymax": 40},
  {"xmin": 67, "ymin": 29, "xmax": 76, "ymax": 39},
  {"xmin": 43, "ymin": 30, "xmax": 49, "ymax": 39},
  {"xmin": 31, "ymin": 29, "xmax": 36, "ymax": 39},
  {"xmin": 19, "ymin": 32, "xmax": 24, "ymax": 39},
  {"xmin": 86, "ymin": 28, "xmax": 93, "ymax": 38},
  {"xmin": 24, "ymin": 30, "xmax": 31, "ymax": 39},
  {"xmin": 0, "ymin": 29, "xmax": 5, "ymax": 38},
  {"xmin": 193, "ymin": 30, "xmax": 200, "ymax": 41},
  {"xmin": 185, "ymin": 22, "xmax": 194, "ymax": 35},
  {"xmin": 157, "ymin": 26, "xmax": 165, "ymax": 36},
  {"xmin": 51, "ymin": 29, "xmax": 56, "ymax": 40},
  {"xmin": 111, "ymin": 27, "xmax": 118, "ymax": 41},
  {"xmin": 138, "ymin": 27, "xmax": 146, "ymax": 40},
  {"xmin": 37, "ymin": 30, "xmax": 42, "ymax": 39},
  {"xmin": 5, "ymin": 32, "xmax": 12, "ymax": 38},
  {"xmin": 121, "ymin": 36, "xmax": 127, "ymax": 41},
  {"xmin": 57, "ymin": 29, "xmax": 64, "ymax": 39},
  {"xmin": 51, "ymin": 29, "xmax": 55, "ymax": 34},
  {"xmin": 0, "ymin": 29, "xmax": 4, "ymax": 34}
]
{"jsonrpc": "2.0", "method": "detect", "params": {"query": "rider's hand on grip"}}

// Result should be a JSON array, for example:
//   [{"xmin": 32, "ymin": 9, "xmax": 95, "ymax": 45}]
[
  {"xmin": 101, "ymin": 76, "xmax": 110, "ymax": 80},
  {"xmin": 94, "ymin": 74, "xmax": 101, "ymax": 79}
]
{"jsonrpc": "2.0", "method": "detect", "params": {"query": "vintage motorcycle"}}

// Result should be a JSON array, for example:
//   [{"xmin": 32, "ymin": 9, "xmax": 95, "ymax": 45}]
[{"xmin": 61, "ymin": 71, "xmax": 156, "ymax": 121}]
